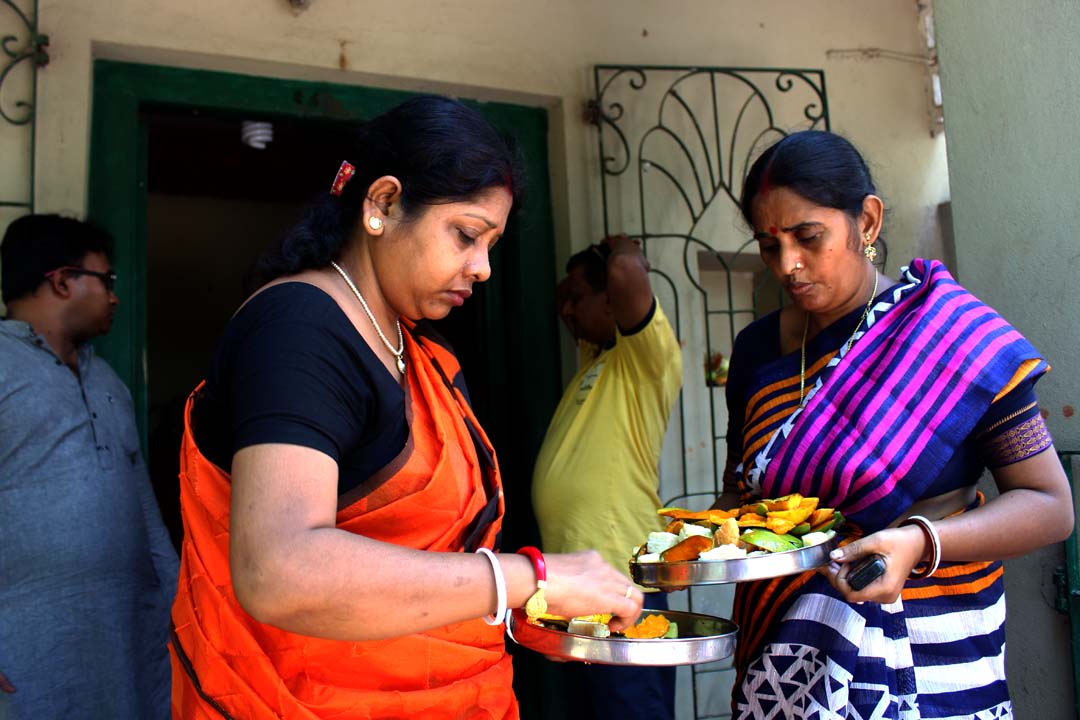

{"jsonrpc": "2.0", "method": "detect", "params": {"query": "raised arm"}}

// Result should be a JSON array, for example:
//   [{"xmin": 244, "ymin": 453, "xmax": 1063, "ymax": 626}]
[{"xmin": 604, "ymin": 234, "xmax": 654, "ymax": 332}]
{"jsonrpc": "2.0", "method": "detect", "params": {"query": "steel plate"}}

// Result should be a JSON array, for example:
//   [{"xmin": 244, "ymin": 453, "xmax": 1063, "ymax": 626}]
[
  {"xmin": 506, "ymin": 608, "xmax": 737, "ymax": 666},
  {"xmin": 631, "ymin": 536, "xmax": 839, "ymax": 588}
]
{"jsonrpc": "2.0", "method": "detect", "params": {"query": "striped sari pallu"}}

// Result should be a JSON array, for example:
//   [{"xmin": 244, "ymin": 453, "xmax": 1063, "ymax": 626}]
[{"xmin": 731, "ymin": 259, "xmax": 1043, "ymax": 719}]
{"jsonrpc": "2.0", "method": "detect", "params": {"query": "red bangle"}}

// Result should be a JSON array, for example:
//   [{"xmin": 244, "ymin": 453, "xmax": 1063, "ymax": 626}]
[
  {"xmin": 517, "ymin": 546, "xmax": 548, "ymax": 618},
  {"xmin": 517, "ymin": 546, "xmax": 547, "ymax": 583}
]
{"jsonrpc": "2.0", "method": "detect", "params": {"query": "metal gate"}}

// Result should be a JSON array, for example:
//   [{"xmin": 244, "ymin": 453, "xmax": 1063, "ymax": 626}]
[
  {"xmin": 0, "ymin": 0, "xmax": 47, "ymax": 221},
  {"xmin": 590, "ymin": 64, "xmax": 829, "ymax": 719}
]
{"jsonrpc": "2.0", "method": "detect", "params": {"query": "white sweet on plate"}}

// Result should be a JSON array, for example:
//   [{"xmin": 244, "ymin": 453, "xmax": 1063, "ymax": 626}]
[
  {"xmin": 678, "ymin": 523, "xmax": 713, "ymax": 540},
  {"xmin": 697, "ymin": 544, "xmax": 748, "ymax": 561},
  {"xmin": 646, "ymin": 532, "xmax": 680, "ymax": 554},
  {"xmin": 800, "ymin": 529, "xmax": 836, "ymax": 547},
  {"xmin": 567, "ymin": 619, "xmax": 611, "ymax": 638}
]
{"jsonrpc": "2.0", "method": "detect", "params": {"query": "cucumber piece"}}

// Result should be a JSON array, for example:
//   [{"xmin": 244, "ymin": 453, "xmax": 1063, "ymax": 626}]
[{"xmin": 740, "ymin": 528, "xmax": 801, "ymax": 553}]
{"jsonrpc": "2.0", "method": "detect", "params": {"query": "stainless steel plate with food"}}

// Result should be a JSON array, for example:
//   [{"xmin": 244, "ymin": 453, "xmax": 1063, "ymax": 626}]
[
  {"xmin": 630, "ymin": 535, "xmax": 839, "ymax": 588},
  {"xmin": 506, "ymin": 608, "xmax": 737, "ymax": 666}
]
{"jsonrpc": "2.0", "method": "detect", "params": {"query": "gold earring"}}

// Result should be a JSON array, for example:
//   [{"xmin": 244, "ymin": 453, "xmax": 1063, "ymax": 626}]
[
  {"xmin": 368, "ymin": 216, "xmax": 383, "ymax": 231},
  {"xmin": 863, "ymin": 232, "xmax": 877, "ymax": 262}
]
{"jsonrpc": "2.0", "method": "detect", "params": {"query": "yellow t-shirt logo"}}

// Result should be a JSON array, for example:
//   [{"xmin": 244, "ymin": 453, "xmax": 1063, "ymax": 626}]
[{"xmin": 574, "ymin": 361, "xmax": 605, "ymax": 405}]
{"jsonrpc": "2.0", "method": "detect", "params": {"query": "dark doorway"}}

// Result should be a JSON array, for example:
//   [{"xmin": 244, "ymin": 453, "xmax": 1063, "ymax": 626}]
[
  {"xmin": 143, "ymin": 109, "xmax": 353, "ymax": 547},
  {"xmin": 142, "ymin": 107, "xmax": 520, "ymax": 550}
]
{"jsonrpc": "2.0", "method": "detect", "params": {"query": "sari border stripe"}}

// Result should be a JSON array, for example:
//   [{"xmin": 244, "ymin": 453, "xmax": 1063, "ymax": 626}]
[{"xmin": 902, "ymin": 564, "xmax": 1003, "ymax": 601}]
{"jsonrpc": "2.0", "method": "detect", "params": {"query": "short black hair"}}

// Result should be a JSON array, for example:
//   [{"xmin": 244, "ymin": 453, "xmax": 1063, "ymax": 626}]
[
  {"xmin": 246, "ymin": 95, "xmax": 527, "ymax": 292},
  {"xmin": 1, "ymin": 214, "xmax": 113, "ymax": 304},
  {"xmin": 565, "ymin": 243, "xmax": 610, "ymax": 293}
]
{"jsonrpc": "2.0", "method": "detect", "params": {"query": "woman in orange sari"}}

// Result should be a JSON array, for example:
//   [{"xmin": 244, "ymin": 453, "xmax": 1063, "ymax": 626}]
[{"xmin": 170, "ymin": 96, "xmax": 643, "ymax": 719}]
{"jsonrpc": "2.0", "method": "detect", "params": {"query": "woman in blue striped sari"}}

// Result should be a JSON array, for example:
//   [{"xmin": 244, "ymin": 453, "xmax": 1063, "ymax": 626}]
[{"xmin": 717, "ymin": 131, "xmax": 1073, "ymax": 719}]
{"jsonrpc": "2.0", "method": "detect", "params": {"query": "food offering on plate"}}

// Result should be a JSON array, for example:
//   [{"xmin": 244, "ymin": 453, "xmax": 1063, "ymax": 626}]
[
  {"xmin": 508, "ymin": 607, "xmax": 739, "ymax": 666},
  {"xmin": 631, "ymin": 493, "xmax": 843, "ymax": 565},
  {"xmin": 528, "ymin": 611, "xmax": 679, "ymax": 640}
]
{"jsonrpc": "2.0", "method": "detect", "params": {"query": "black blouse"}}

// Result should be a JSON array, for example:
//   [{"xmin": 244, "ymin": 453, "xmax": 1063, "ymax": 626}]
[{"xmin": 193, "ymin": 282, "xmax": 409, "ymax": 496}]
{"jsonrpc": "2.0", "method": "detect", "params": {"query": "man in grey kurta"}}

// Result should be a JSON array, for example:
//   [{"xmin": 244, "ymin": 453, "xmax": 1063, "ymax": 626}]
[{"xmin": 0, "ymin": 215, "xmax": 177, "ymax": 719}]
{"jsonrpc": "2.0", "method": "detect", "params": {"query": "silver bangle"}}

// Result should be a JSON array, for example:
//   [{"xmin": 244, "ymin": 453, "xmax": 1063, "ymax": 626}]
[
  {"xmin": 901, "ymin": 515, "xmax": 941, "ymax": 579},
  {"xmin": 476, "ymin": 548, "xmax": 507, "ymax": 625}
]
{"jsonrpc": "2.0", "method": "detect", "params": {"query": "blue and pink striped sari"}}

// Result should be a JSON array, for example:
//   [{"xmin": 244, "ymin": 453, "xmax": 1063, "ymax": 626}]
[{"xmin": 728, "ymin": 259, "xmax": 1046, "ymax": 719}]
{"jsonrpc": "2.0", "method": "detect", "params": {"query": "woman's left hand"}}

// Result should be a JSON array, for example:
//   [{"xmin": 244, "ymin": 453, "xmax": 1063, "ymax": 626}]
[{"xmin": 819, "ymin": 525, "xmax": 927, "ymax": 604}]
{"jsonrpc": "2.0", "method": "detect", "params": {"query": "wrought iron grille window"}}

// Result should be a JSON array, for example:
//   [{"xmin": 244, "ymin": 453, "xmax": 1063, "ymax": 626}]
[
  {"xmin": 590, "ymin": 64, "xmax": 830, "ymax": 719},
  {"xmin": 1, "ymin": 0, "xmax": 47, "ymax": 218}
]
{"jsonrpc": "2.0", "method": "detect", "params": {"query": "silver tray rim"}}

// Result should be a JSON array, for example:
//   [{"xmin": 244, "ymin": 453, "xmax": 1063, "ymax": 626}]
[
  {"xmin": 506, "ymin": 608, "xmax": 738, "ymax": 666},
  {"xmin": 630, "ymin": 535, "xmax": 839, "ymax": 587}
]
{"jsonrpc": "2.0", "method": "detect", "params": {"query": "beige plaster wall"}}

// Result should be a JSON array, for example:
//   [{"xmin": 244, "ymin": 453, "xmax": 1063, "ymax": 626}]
[
  {"xmin": 935, "ymin": 1, "xmax": 1080, "ymax": 717},
  {"xmin": 10, "ymin": 0, "xmax": 947, "ymax": 276}
]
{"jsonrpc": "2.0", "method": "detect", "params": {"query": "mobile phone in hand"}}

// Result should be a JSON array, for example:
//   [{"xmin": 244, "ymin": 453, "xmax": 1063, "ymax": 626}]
[{"xmin": 847, "ymin": 554, "xmax": 886, "ymax": 591}]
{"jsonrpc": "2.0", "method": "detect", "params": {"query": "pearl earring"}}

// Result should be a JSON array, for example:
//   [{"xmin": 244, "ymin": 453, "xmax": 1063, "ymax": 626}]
[{"xmin": 368, "ymin": 216, "xmax": 383, "ymax": 231}]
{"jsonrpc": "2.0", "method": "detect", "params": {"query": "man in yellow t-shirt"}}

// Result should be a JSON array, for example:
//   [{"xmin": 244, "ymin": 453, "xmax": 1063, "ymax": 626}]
[{"xmin": 532, "ymin": 234, "xmax": 682, "ymax": 720}]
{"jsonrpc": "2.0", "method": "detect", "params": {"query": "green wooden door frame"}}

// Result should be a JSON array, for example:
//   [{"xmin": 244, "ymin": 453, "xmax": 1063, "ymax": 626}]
[
  {"xmin": 86, "ymin": 60, "xmax": 562, "ymax": 496},
  {"xmin": 1059, "ymin": 451, "xmax": 1080, "ymax": 719}
]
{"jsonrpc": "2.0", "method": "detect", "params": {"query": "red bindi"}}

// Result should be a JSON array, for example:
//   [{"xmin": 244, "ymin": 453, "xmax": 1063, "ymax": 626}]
[{"xmin": 768, "ymin": 226, "xmax": 778, "ymax": 236}]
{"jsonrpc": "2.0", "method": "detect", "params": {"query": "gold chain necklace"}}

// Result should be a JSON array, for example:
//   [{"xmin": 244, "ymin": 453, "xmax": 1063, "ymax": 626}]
[
  {"xmin": 799, "ymin": 271, "xmax": 879, "ymax": 407},
  {"xmin": 330, "ymin": 261, "xmax": 406, "ymax": 375}
]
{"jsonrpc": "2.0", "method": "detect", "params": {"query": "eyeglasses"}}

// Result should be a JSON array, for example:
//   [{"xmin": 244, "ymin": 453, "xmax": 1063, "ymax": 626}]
[{"xmin": 45, "ymin": 266, "xmax": 117, "ymax": 292}]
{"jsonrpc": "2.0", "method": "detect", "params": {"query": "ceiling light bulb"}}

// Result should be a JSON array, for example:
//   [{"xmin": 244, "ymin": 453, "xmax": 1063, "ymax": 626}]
[{"xmin": 241, "ymin": 120, "xmax": 274, "ymax": 149}]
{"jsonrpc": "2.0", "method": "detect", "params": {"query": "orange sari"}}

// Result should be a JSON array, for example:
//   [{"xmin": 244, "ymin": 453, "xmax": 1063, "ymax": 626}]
[{"xmin": 170, "ymin": 321, "xmax": 517, "ymax": 719}]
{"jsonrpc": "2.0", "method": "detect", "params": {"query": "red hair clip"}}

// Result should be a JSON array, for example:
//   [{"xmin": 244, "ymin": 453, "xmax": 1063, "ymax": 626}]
[{"xmin": 330, "ymin": 160, "xmax": 355, "ymax": 196}]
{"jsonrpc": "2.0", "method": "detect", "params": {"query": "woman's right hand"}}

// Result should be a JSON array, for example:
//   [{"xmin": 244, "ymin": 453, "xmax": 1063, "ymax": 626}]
[
  {"xmin": 821, "ymin": 524, "xmax": 928, "ymax": 604},
  {"xmin": 542, "ymin": 550, "xmax": 644, "ymax": 632}
]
